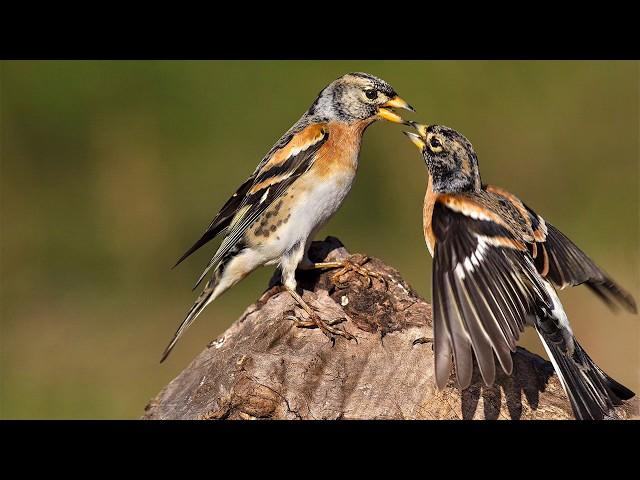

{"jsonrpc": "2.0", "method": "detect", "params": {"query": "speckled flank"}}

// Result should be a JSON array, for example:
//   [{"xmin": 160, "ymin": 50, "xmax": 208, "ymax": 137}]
[{"xmin": 252, "ymin": 200, "xmax": 291, "ymax": 238}]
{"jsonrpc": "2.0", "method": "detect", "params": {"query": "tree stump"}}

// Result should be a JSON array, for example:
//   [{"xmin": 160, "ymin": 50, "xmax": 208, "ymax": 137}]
[{"xmin": 143, "ymin": 237, "xmax": 637, "ymax": 420}]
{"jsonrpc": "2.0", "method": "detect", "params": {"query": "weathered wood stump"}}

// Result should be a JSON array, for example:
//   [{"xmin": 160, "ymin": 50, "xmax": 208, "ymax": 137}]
[{"xmin": 143, "ymin": 237, "xmax": 637, "ymax": 420}]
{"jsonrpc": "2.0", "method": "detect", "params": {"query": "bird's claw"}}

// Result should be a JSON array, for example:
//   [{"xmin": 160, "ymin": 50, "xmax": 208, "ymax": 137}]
[
  {"xmin": 412, "ymin": 336, "xmax": 433, "ymax": 346},
  {"xmin": 286, "ymin": 313, "xmax": 356, "ymax": 343},
  {"xmin": 286, "ymin": 314, "xmax": 344, "ymax": 328},
  {"xmin": 331, "ymin": 256, "xmax": 388, "ymax": 290}
]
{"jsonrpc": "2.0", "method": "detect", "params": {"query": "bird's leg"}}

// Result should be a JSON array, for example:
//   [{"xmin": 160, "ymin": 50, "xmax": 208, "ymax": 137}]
[
  {"xmin": 282, "ymin": 246, "xmax": 355, "ymax": 342},
  {"xmin": 285, "ymin": 286, "xmax": 355, "ymax": 342},
  {"xmin": 301, "ymin": 255, "xmax": 387, "ymax": 289}
]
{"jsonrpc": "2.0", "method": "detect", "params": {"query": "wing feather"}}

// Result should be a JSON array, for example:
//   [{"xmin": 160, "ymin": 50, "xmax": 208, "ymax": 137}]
[
  {"xmin": 454, "ymin": 268, "xmax": 496, "ymax": 387},
  {"xmin": 432, "ymin": 265, "xmax": 454, "ymax": 389},
  {"xmin": 431, "ymin": 200, "xmax": 551, "ymax": 389},
  {"xmin": 485, "ymin": 185, "xmax": 636, "ymax": 313},
  {"xmin": 192, "ymin": 124, "xmax": 329, "ymax": 288},
  {"xmin": 465, "ymin": 261, "xmax": 515, "ymax": 374},
  {"xmin": 173, "ymin": 175, "xmax": 255, "ymax": 268},
  {"xmin": 440, "ymin": 268, "xmax": 474, "ymax": 389},
  {"xmin": 541, "ymin": 222, "xmax": 635, "ymax": 313}
]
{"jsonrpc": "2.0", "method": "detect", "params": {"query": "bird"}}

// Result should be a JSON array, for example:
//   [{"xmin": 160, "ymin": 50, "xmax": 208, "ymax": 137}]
[
  {"xmin": 161, "ymin": 72, "xmax": 414, "ymax": 363},
  {"xmin": 403, "ymin": 123, "xmax": 636, "ymax": 420}
]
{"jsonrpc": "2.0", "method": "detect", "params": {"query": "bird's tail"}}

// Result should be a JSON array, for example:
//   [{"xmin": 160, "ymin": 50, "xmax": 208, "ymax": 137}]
[
  {"xmin": 537, "ymin": 330, "xmax": 634, "ymax": 419},
  {"xmin": 160, "ymin": 269, "xmax": 223, "ymax": 363}
]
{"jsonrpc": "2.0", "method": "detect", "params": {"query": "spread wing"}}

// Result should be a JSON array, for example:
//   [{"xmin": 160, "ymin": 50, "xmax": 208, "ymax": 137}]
[
  {"xmin": 540, "ymin": 222, "xmax": 637, "ymax": 313},
  {"xmin": 485, "ymin": 185, "xmax": 637, "ymax": 314},
  {"xmin": 431, "ymin": 198, "xmax": 552, "ymax": 390},
  {"xmin": 186, "ymin": 123, "xmax": 329, "ymax": 288}
]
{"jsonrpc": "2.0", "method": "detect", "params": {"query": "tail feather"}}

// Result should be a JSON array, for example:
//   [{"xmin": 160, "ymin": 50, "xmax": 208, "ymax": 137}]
[
  {"xmin": 160, "ymin": 281, "xmax": 216, "ymax": 363},
  {"xmin": 588, "ymin": 353, "xmax": 635, "ymax": 401},
  {"xmin": 538, "ymin": 331, "xmax": 634, "ymax": 419},
  {"xmin": 172, "ymin": 228, "xmax": 225, "ymax": 270}
]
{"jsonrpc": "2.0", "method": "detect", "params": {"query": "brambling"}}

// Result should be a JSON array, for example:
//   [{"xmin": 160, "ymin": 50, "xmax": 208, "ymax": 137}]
[
  {"xmin": 404, "ymin": 124, "xmax": 636, "ymax": 419},
  {"xmin": 161, "ymin": 72, "xmax": 414, "ymax": 362}
]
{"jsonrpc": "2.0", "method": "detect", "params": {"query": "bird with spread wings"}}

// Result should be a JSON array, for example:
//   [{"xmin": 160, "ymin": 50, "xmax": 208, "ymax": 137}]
[{"xmin": 405, "ymin": 123, "xmax": 635, "ymax": 419}]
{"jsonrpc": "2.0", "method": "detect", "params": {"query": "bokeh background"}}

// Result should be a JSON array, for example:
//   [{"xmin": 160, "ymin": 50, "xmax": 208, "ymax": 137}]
[{"xmin": 1, "ymin": 61, "xmax": 638, "ymax": 419}]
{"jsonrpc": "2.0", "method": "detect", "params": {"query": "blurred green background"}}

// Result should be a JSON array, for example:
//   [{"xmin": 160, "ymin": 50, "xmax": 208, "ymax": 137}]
[{"xmin": 1, "ymin": 61, "xmax": 638, "ymax": 419}]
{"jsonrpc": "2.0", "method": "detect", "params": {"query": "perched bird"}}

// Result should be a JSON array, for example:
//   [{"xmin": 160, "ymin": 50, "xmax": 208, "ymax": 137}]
[
  {"xmin": 404, "ymin": 123, "xmax": 636, "ymax": 419},
  {"xmin": 162, "ymin": 72, "xmax": 414, "ymax": 363}
]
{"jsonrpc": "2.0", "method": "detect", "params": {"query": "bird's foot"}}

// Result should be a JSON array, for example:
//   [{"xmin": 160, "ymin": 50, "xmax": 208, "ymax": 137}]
[
  {"xmin": 285, "ymin": 287, "xmax": 356, "ymax": 343},
  {"xmin": 288, "ymin": 316, "xmax": 345, "ymax": 328},
  {"xmin": 287, "ymin": 313, "xmax": 355, "ymax": 343},
  {"xmin": 310, "ymin": 255, "xmax": 387, "ymax": 290}
]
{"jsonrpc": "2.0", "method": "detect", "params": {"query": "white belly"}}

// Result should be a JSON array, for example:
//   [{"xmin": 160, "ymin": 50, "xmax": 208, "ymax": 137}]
[{"xmin": 260, "ymin": 171, "xmax": 356, "ymax": 264}]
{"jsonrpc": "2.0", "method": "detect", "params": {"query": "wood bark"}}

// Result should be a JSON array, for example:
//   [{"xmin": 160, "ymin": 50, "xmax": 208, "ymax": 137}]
[{"xmin": 143, "ymin": 237, "xmax": 637, "ymax": 420}]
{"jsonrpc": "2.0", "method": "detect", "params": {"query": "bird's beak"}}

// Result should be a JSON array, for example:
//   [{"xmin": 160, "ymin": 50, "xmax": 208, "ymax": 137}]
[
  {"xmin": 409, "ymin": 121, "xmax": 429, "ymax": 138},
  {"xmin": 377, "ymin": 95, "xmax": 415, "ymax": 124},
  {"xmin": 403, "ymin": 131, "xmax": 426, "ymax": 150},
  {"xmin": 384, "ymin": 95, "xmax": 416, "ymax": 112}
]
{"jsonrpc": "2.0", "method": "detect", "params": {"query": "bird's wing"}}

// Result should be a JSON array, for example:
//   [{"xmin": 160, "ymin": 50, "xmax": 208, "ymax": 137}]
[
  {"xmin": 538, "ymin": 221, "xmax": 636, "ymax": 313},
  {"xmin": 485, "ymin": 186, "xmax": 637, "ymax": 313},
  {"xmin": 191, "ymin": 123, "xmax": 329, "ymax": 288},
  {"xmin": 173, "ymin": 175, "xmax": 256, "ymax": 268},
  {"xmin": 431, "ymin": 196, "xmax": 552, "ymax": 390},
  {"xmin": 173, "ymin": 120, "xmax": 317, "ymax": 268}
]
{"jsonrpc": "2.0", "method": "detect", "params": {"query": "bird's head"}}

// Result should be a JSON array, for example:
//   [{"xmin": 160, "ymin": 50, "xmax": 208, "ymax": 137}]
[
  {"xmin": 404, "ymin": 123, "xmax": 482, "ymax": 193},
  {"xmin": 308, "ymin": 72, "xmax": 414, "ymax": 125}
]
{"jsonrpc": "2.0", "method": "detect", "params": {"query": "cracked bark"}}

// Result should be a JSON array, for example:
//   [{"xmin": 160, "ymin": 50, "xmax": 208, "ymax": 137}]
[{"xmin": 143, "ymin": 237, "xmax": 638, "ymax": 420}]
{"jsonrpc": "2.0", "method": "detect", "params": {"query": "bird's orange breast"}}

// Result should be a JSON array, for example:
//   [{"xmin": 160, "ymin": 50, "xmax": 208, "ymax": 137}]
[
  {"xmin": 311, "ymin": 121, "xmax": 366, "ymax": 179},
  {"xmin": 423, "ymin": 176, "xmax": 437, "ymax": 256}
]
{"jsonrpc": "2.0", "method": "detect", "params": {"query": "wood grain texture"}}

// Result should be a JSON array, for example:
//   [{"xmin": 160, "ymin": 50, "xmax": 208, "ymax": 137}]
[{"xmin": 143, "ymin": 237, "xmax": 638, "ymax": 420}]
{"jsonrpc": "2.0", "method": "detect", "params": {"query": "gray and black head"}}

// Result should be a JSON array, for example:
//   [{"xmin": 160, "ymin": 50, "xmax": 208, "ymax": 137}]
[
  {"xmin": 404, "ymin": 124, "xmax": 482, "ymax": 193},
  {"xmin": 307, "ymin": 72, "xmax": 414, "ymax": 125}
]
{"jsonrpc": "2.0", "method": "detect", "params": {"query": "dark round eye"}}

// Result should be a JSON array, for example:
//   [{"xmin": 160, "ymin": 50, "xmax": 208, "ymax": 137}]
[
  {"xmin": 430, "ymin": 137, "xmax": 442, "ymax": 149},
  {"xmin": 365, "ymin": 89, "xmax": 378, "ymax": 100}
]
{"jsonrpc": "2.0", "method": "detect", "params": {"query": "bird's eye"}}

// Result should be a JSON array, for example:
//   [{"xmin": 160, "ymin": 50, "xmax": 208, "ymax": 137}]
[
  {"xmin": 364, "ymin": 89, "xmax": 378, "ymax": 100},
  {"xmin": 428, "ymin": 136, "xmax": 443, "ymax": 153}
]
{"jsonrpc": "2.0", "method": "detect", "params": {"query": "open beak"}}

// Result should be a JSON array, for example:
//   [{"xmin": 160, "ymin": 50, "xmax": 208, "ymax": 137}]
[
  {"xmin": 403, "ymin": 131, "xmax": 426, "ymax": 150},
  {"xmin": 377, "ymin": 95, "xmax": 415, "ymax": 124},
  {"xmin": 409, "ymin": 122, "xmax": 428, "ymax": 138}
]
